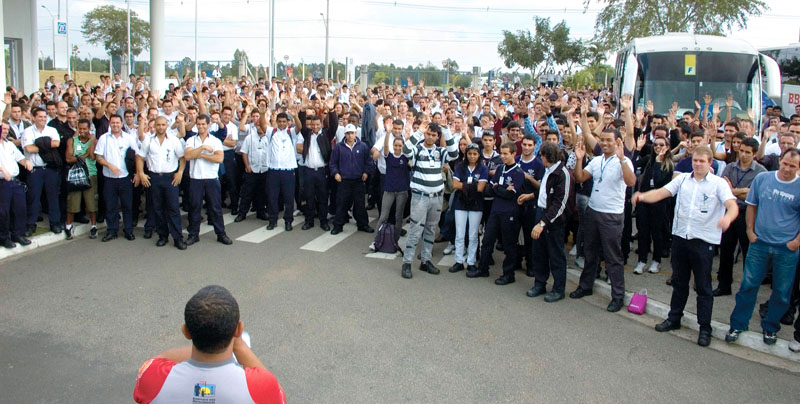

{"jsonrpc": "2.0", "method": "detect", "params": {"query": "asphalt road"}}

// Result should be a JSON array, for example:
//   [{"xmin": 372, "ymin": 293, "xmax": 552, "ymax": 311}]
[{"xmin": 1, "ymin": 217, "xmax": 799, "ymax": 403}]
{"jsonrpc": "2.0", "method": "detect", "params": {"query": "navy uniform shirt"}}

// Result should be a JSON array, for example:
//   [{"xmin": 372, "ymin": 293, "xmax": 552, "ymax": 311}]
[{"xmin": 489, "ymin": 163, "xmax": 526, "ymax": 215}]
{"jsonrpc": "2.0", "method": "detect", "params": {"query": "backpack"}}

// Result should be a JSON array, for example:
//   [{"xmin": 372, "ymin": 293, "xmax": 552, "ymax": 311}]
[{"xmin": 374, "ymin": 223, "xmax": 402, "ymax": 255}]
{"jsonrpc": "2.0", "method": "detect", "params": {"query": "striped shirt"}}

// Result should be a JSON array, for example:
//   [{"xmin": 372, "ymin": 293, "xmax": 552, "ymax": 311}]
[{"xmin": 403, "ymin": 128, "xmax": 459, "ymax": 194}]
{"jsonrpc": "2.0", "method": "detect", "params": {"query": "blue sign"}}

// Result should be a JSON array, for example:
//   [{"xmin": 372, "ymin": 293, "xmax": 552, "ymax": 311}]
[{"xmin": 57, "ymin": 22, "xmax": 67, "ymax": 35}]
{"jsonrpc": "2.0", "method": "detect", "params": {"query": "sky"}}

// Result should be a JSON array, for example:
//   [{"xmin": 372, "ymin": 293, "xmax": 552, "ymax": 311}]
[{"xmin": 37, "ymin": 0, "xmax": 800, "ymax": 73}]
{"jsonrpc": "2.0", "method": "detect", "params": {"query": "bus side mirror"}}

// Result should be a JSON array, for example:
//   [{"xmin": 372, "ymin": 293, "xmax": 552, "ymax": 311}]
[
  {"xmin": 620, "ymin": 54, "xmax": 639, "ymax": 97},
  {"xmin": 760, "ymin": 53, "xmax": 781, "ymax": 100}
]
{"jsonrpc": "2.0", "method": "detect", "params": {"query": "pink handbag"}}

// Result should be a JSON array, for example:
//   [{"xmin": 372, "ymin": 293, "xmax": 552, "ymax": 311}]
[{"xmin": 628, "ymin": 289, "xmax": 648, "ymax": 314}]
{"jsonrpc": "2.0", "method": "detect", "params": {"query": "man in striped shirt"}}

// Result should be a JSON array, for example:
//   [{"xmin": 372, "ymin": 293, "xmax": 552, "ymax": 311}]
[{"xmin": 401, "ymin": 121, "xmax": 459, "ymax": 279}]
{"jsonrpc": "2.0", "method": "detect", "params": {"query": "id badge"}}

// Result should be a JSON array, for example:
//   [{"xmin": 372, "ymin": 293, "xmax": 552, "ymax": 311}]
[
  {"xmin": 499, "ymin": 176, "xmax": 504, "ymax": 185},
  {"xmin": 650, "ymin": 178, "xmax": 654, "ymax": 187},
  {"xmin": 467, "ymin": 176, "xmax": 473, "ymax": 184},
  {"xmin": 428, "ymin": 159, "xmax": 436, "ymax": 168}
]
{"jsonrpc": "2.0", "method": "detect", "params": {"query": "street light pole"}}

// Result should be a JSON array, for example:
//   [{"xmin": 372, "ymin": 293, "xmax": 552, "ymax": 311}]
[
  {"xmin": 41, "ymin": 6, "xmax": 56, "ymax": 69},
  {"xmin": 127, "ymin": 0, "xmax": 132, "ymax": 76},
  {"xmin": 321, "ymin": 0, "xmax": 329, "ymax": 82},
  {"xmin": 194, "ymin": 0, "xmax": 198, "ymax": 82},
  {"xmin": 269, "ymin": 0, "xmax": 275, "ymax": 79}
]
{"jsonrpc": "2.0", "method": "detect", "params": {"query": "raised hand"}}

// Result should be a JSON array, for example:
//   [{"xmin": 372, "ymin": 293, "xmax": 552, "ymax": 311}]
[
  {"xmin": 725, "ymin": 95, "xmax": 734, "ymax": 108},
  {"xmin": 636, "ymin": 133, "xmax": 646, "ymax": 151},
  {"xmin": 646, "ymin": 100, "xmax": 654, "ymax": 115}
]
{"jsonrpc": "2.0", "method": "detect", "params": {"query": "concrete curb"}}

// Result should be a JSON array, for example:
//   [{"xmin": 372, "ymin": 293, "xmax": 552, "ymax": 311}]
[
  {"xmin": 0, "ymin": 222, "xmax": 106, "ymax": 261},
  {"xmin": 565, "ymin": 267, "xmax": 800, "ymax": 363}
]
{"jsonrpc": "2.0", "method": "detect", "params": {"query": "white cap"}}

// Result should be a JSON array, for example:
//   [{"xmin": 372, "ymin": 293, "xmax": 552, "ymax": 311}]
[{"xmin": 345, "ymin": 124, "xmax": 357, "ymax": 133}]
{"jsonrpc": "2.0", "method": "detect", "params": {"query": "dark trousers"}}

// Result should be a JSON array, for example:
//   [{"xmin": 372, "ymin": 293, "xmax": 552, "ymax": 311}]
[
  {"xmin": 150, "ymin": 173, "xmax": 182, "ymax": 242},
  {"xmin": 0, "ymin": 180, "xmax": 27, "ymax": 239},
  {"xmin": 368, "ymin": 172, "xmax": 381, "ymax": 207},
  {"xmin": 532, "ymin": 207, "xmax": 567, "ymax": 293},
  {"xmin": 519, "ymin": 202, "xmax": 537, "ymax": 272},
  {"xmin": 636, "ymin": 200, "xmax": 667, "ymax": 264},
  {"xmin": 104, "ymin": 177, "xmax": 133, "ymax": 234},
  {"xmin": 303, "ymin": 166, "xmax": 328, "ymax": 225},
  {"xmin": 238, "ymin": 171, "xmax": 267, "ymax": 216},
  {"xmin": 478, "ymin": 211, "xmax": 521, "ymax": 278},
  {"xmin": 622, "ymin": 193, "xmax": 633, "ymax": 260},
  {"xmin": 579, "ymin": 207, "xmax": 625, "ymax": 299},
  {"xmin": 717, "ymin": 212, "xmax": 749, "ymax": 290},
  {"xmin": 669, "ymin": 236, "xmax": 715, "ymax": 331},
  {"xmin": 222, "ymin": 150, "xmax": 239, "ymax": 210},
  {"xmin": 26, "ymin": 167, "xmax": 60, "ymax": 227},
  {"xmin": 334, "ymin": 178, "xmax": 369, "ymax": 227},
  {"xmin": 328, "ymin": 174, "xmax": 338, "ymax": 216},
  {"xmin": 133, "ymin": 176, "xmax": 156, "ymax": 231},
  {"xmin": 188, "ymin": 178, "xmax": 225, "ymax": 237},
  {"xmin": 268, "ymin": 169, "xmax": 295, "ymax": 223}
]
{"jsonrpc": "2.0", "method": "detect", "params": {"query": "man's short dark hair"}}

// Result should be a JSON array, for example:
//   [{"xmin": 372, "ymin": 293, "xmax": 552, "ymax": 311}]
[
  {"xmin": 724, "ymin": 121, "xmax": 740, "ymax": 131},
  {"xmin": 77, "ymin": 118, "xmax": 90, "ymax": 127},
  {"xmin": 276, "ymin": 112, "xmax": 289, "ymax": 121},
  {"xmin": 522, "ymin": 134, "xmax": 536, "ymax": 143},
  {"xmin": 196, "ymin": 114, "xmax": 210, "ymax": 123},
  {"xmin": 602, "ymin": 127, "xmax": 622, "ymax": 140},
  {"xmin": 33, "ymin": 107, "xmax": 47, "ymax": 117},
  {"xmin": 392, "ymin": 119, "xmax": 404, "ymax": 127},
  {"xmin": 500, "ymin": 141, "xmax": 517, "ymax": 154},
  {"xmin": 539, "ymin": 141, "xmax": 561, "ymax": 164},
  {"xmin": 689, "ymin": 129, "xmax": 705, "ymax": 140},
  {"xmin": 308, "ymin": 115, "xmax": 321, "ymax": 122},
  {"xmin": 184, "ymin": 285, "xmax": 240, "ymax": 354},
  {"xmin": 740, "ymin": 137, "xmax": 758, "ymax": 152}
]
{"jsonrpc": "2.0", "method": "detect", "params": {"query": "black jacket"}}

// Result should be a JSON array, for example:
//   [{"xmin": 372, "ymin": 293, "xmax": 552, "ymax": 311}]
[
  {"xmin": 540, "ymin": 161, "xmax": 572, "ymax": 227},
  {"xmin": 33, "ymin": 137, "xmax": 63, "ymax": 169},
  {"xmin": 299, "ymin": 110, "xmax": 337, "ymax": 164}
]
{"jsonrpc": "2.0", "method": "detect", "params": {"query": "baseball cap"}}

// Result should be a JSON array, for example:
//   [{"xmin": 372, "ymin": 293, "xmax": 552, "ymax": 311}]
[{"xmin": 345, "ymin": 124, "xmax": 357, "ymax": 133}]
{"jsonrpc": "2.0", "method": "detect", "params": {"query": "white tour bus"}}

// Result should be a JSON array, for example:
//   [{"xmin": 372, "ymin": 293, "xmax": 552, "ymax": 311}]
[{"xmin": 613, "ymin": 33, "xmax": 781, "ymax": 128}]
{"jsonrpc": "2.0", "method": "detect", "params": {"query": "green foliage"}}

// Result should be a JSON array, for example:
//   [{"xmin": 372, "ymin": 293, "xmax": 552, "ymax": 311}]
[
  {"xmin": 778, "ymin": 57, "xmax": 800, "ymax": 83},
  {"xmin": 563, "ymin": 64, "xmax": 615, "ymax": 89},
  {"xmin": 497, "ymin": 17, "xmax": 585, "ymax": 78},
  {"xmin": 588, "ymin": 0, "xmax": 768, "ymax": 50},
  {"xmin": 452, "ymin": 74, "xmax": 472, "ymax": 89},
  {"xmin": 80, "ymin": 5, "xmax": 150, "ymax": 58},
  {"xmin": 372, "ymin": 72, "xmax": 391, "ymax": 84}
]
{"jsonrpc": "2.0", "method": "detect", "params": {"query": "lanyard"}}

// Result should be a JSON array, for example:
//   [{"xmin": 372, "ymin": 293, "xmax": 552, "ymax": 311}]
[
  {"xmin": 501, "ymin": 163, "xmax": 518, "ymax": 176},
  {"xmin": 598, "ymin": 155, "xmax": 616, "ymax": 184},
  {"xmin": 733, "ymin": 165, "xmax": 750, "ymax": 188}
]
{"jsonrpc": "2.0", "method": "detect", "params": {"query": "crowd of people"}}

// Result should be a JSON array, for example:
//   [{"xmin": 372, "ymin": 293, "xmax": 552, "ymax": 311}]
[{"xmin": 1, "ymin": 70, "xmax": 800, "ymax": 350}]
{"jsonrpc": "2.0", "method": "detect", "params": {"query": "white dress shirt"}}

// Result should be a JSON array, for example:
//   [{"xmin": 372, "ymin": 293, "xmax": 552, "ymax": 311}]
[
  {"xmin": 305, "ymin": 131, "xmax": 326, "ymax": 169},
  {"xmin": 95, "ymin": 131, "xmax": 139, "ymax": 178},
  {"xmin": 21, "ymin": 125, "xmax": 60, "ymax": 167},
  {"xmin": 137, "ymin": 133, "xmax": 185, "ymax": 173},
  {"xmin": 221, "ymin": 122, "xmax": 239, "ymax": 152},
  {"xmin": 0, "ymin": 139, "xmax": 25, "ymax": 179},
  {"xmin": 240, "ymin": 133, "xmax": 270, "ymax": 173},
  {"xmin": 584, "ymin": 154, "xmax": 634, "ymax": 214},
  {"xmin": 664, "ymin": 172, "xmax": 735, "ymax": 244},
  {"xmin": 265, "ymin": 126, "xmax": 302, "ymax": 170},
  {"xmin": 185, "ymin": 134, "xmax": 223, "ymax": 180}
]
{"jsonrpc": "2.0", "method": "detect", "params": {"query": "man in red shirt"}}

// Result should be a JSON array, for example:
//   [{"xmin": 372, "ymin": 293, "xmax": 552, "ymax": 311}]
[{"xmin": 134, "ymin": 285, "xmax": 285, "ymax": 403}]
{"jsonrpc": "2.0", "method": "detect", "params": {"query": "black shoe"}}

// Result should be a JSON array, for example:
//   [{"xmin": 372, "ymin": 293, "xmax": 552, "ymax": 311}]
[
  {"xmin": 466, "ymin": 265, "xmax": 477, "ymax": 274},
  {"xmin": 526, "ymin": 286, "xmax": 546, "ymax": 298},
  {"xmin": 143, "ymin": 229, "xmax": 153, "ymax": 239},
  {"xmin": 781, "ymin": 310, "xmax": 796, "ymax": 326},
  {"xmin": 64, "ymin": 227, "xmax": 73, "ymax": 240},
  {"xmin": 330, "ymin": 226, "xmax": 343, "ymax": 235},
  {"xmin": 698, "ymin": 330, "xmax": 712, "ymax": 347},
  {"xmin": 302, "ymin": 222, "xmax": 314, "ymax": 230},
  {"xmin": 358, "ymin": 225, "xmax": 375, "ymax": 233},
  {"xmin": 320, "ymin": 223, "xmax": 331, "ymax": 231},
  {"xmin": 217, "ymin": 234, "xmax": 233, "ymax": 245},
  {"xmin": 234, "ymin": 214, "xmax": 247, "ymax": 223},
  {"xmin": 11, "ymin": 236, "xmax": 31, "ymax": 246},
  {"xmin": 449, "ymin": 263, "xmax": 465, "ymax": 273},
  {"xmin": 569, "ymin": 288, "xmax": 593, "ymax": 299},
  {"xmin": 185, "ymin": 234, "xmax": 200, "ymax": 246},
  {"xmin": 174, "ymin": 239, "xmax": 188, "ymax": 250},
  {"xmin": 544, "ymin": 291, "xmax": 565, "ymax": 303},
  {"xmin": 285, "ymin": 222, "xmax": 293, "ymax": 231},
  {"xmin": 256, "ymin": 213, "xmax": 269, "ymax": 221},
  {"xmin": 466, "ymin": 267, "xmax": 490, "ymax": 278},
  {"xmin": 24, "ymin": 225, "xmax": 35, "ymax": 237},
  {"xmin": 1, "ymin": 239, "xmax": 16, "ymax": 249},
  {"xmin": 494, "ymin": 276, "xmax": 515, "ymax": 285},
  {"xmin": 74, "ymin": 215, "xmax": 90, "ymax": 224},
  {"xmin": 419, "ymin": 261, "xmax": 440, "ymax": 275},
  {"xmin": 102, "ymin": 232, "xmax": 118, "ymax": 242},
  {"xmin": 156, "ymin": 238, "xmax": 168, "ymax": 247},
  {"xmin": 230, "ymin": 208, "xmax": 239, "ymax": 216},
  {"xmin": 89, "ymin": 227, "xmax": 98, "ymax": 239},
  {"xmin": 51, "ymin": 225, "xmax": 62, "ymax": 234},
  {"xmin": 607, "ymin": 298, "xmax": 624, "ymax": 312},
  {"xmin": 712, "ymin": 287, "xmax": 732, "ymax": 297},
  {"xmin": 665, "ymin": 276, "xmax": 673, "ymax": 286},
  {"xmin": 267, "ymin": 222, "xmax": 276, "ymax": 230},
  {"xmin": 655, "ymin": 319, "xmax": 681, "ymax": 332},
  {"xmin": 763, "ymin": 331, "xmax": 777, "ymax": 345},
  {"xmin": 401, "ymin": 263, "xmax": 412, "ymax": 279},
  {"xmin": 124, "ymin": 232, "xmax": 136, "ymax": 241}
]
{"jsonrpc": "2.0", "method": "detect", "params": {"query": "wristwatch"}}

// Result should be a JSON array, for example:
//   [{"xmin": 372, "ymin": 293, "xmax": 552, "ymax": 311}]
[{"xmin": 538, "ymin": 221, "xmax": 546, "ymax": 228}]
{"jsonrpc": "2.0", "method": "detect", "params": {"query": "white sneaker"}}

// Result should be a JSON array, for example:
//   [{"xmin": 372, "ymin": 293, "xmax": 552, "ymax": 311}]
[
  {"xmin": 569, "ymin": 245, "xmax": 577, "ymax": 256},
  {"xmin": 575, "ymin": 256, "xmax": 584, "ymax": 269},
  {"xmin": 648, "ymin": 261, "xmax": 661, "ymax": 274},
  {"xmin": 443, "ymin": 243, "xmax": 455, "ymax": 255},
  {"xmin": 293, "ymin": 209, "xmax": 302, "ymax": 217},
  {"xmin": 633, "ymin": 262, "xmax": 647, "ymax": 275},
  {"xmin": 369, "ymin": 242, "xmax": 376, "ymax": 251},
  {"xmin": 789, "ymin": 339, "xmax": 800, "ymax": 353}
]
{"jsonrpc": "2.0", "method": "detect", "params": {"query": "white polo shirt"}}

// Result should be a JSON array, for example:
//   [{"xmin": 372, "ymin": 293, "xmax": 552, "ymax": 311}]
[
  {"xmin": 584, "ymin": 154, "xmax": 634, "ymax": 214},
  {"xmin": 240, "ymin": 133, "xmax": 270, "ymax": 173},
  {"xmin": 664, "ymin": 172, "xmax": 735, "ymax": 244},
  {"xmin": 21, "ymin": 124, "xmax": 60, "ymax": 167},
  {"xmin": 137, "ymin": 133, "xmax": 185, "ymax": 174},
  {"xmin": 222, "ymin": 121, "xmax": 239, "ymax": 152},
  {"xmin": 373, "ymin": 131, "xmax": 388, "ymax": 174},
  {"xmin": 0, "ymin": 139, "xmax": 25, "ymax": 179},
  {"xmin": 265, "ymin": 126, "xmax": 302, "ymax": 170},
  {"xmin": 305, "ymin": 131, "xmax": 326, "ymax": 170},
  {"xmin": 185, "ymin": 134, "xmax": 223, "ymax": 180},
  {"xmin": 95, "ymin": 131, "xmax": 139, "ymax": 178}
]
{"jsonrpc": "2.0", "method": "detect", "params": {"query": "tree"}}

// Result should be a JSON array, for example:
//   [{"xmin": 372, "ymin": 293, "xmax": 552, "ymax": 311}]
[
  {"xmin": 81, "ymin": 5, "xmax": 150, "ymax": 61},
  {"xmin": 587, "ymin": 0, "xmax": 768, "ymax": 50},
  {"xmin": 498, "ymin": 17, "xmax": 585, "ymax": 79},
  {"xmin": 498, "ymin": 26, "xmax": 546, "ymax": 80}
]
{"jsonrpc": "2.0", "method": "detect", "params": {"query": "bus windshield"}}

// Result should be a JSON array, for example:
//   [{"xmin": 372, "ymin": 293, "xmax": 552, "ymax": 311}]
[{"xmin": 634, "ymin": 52, "xmax": 758, "ymax": 118}]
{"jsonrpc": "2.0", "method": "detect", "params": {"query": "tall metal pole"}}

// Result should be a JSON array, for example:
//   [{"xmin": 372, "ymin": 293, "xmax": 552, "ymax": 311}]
[
  {"xmin": 41, "ymin": 6, "xmax": 56, "ymax": 69},
  {"xmin": 66, "ymin": 0, "xmax": 71, "ymax": 75},
  {"xmin": 126, "ymin": 0, "xmax": 131, "ymax": 76},
  {"xmin": 269, "ymin": 0, "xmax": 275, "ymax": 79},
  {"xmin": 194, "ymin": 0, "xmax": 199, "ymax": 82},
  {"xmin": 323, "ymin": 0, "xmax": 329, "ymax": 82}
]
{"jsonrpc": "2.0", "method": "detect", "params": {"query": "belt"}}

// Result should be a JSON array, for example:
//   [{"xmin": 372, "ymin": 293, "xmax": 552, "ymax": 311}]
[
  {"xmin": 150, "ymin": 171, "xmax": 176, "ymax": 177},
  {"xmin": 412, "ymin": 189, "xmax": 443, "ymax": 198},
  {"xmin": 270, "ymin": 168, "xmax": 295, "ymax": 171},
  {"xmin": 305, "ymin": 166, "xmax": 326, "ymax": 171}
]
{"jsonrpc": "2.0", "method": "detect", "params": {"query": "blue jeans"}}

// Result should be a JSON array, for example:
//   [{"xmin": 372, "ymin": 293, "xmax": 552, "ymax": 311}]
[
  {"xmin": 454, "ymin": 209, "xmax": 482, "ymax": 266},
  {"xmin": 730, "ymin": 240, "xmax": 800, "ymax": 333}
]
